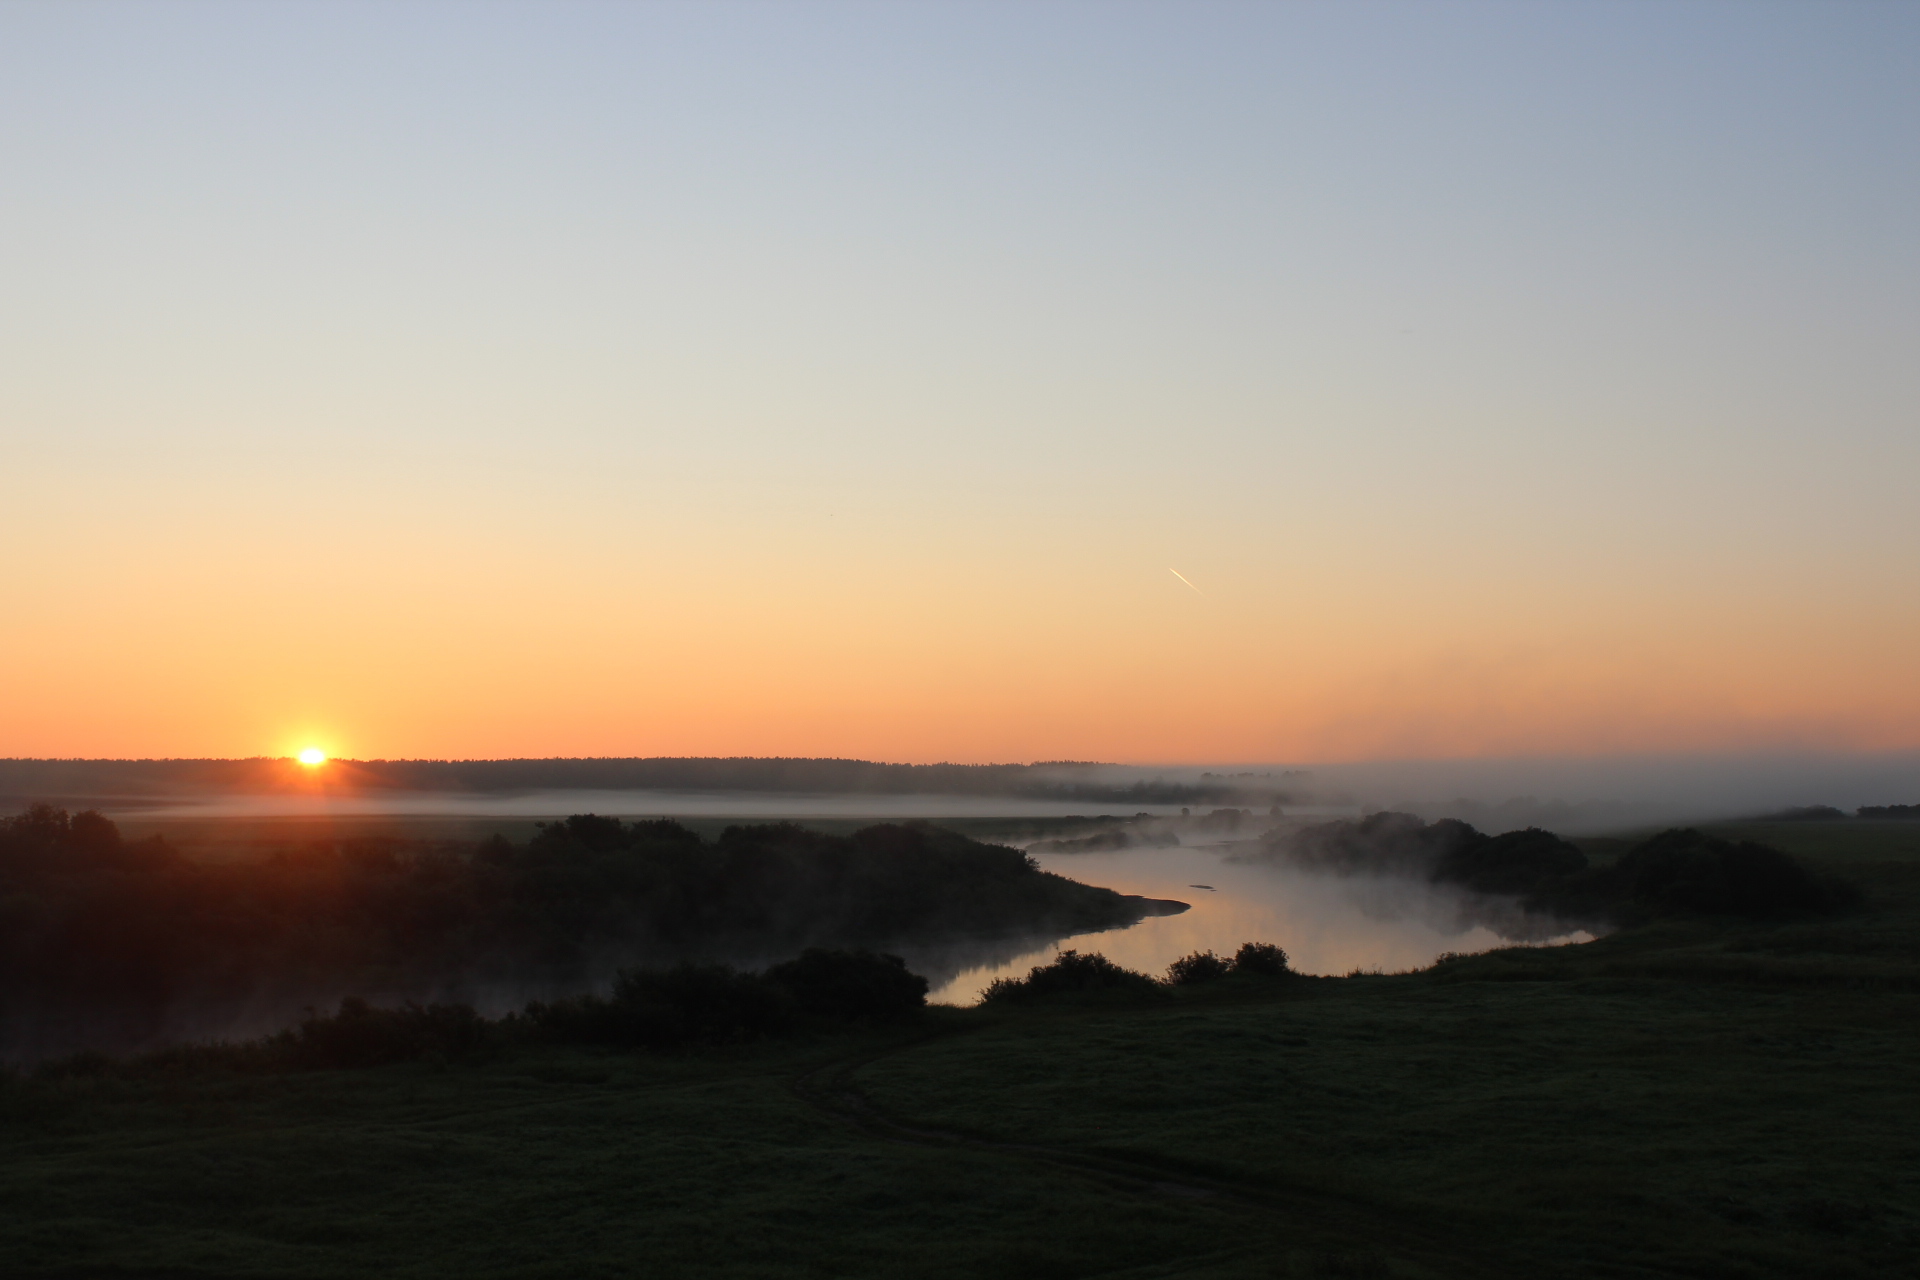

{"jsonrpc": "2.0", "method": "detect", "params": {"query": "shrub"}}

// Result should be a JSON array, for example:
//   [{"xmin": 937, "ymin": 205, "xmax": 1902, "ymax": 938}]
[
  {"xmin": 1231, "ymin": 941, "xmax": 1292, "ymax": 976},
  {"xmin": 1615, "ymin": 829, "xmax": 1859, "ymax": 919},
  {"xmin": 1770, "ymin": 805, "xmax": 1848, "ymax": 822},
  {"xmin": 980, "ymin": 950, "xmax": 1162, "ymax": 1003},
  {"xmin": 531, "ymin": 813, "xmax": 631, "ymax": 853},
  {"xmin": 279, "ymin": 998, "xmax": 493, "ymax": 1070},
  {"xmin": 1166, "ymin": 950, "xmax": 1231, "ymax": 985},
  {"xmin": 763, "ymin": 948, "xmax": 928, "ymax": 1021},
  {"xmin": 0, "ymin": 804, "xmax": 180, "ymax": 873},
  {"xmin": 529, "ymin": 952, "xmax": 934, "ymax": 1049},
  {"xmin": 1266, "ymin": 811, "xmax": 1469, "ymax": 877},
  {"xmin": 1266, "ymin": 814, "xmax": 1590, "ymax": 901},
  {"xmin": 1431, "ymin": 827, "xmax": 1586, "ymax": 896},
  {"xmin": 525, "ymin": 993, "xmax": 656, "ymax": 1048},
  {"xmin": 528, "ymin": 962, "xmax": 795, "ymax": 1049},
  {"xmin": 611, "ymin": 963, "xmax": 794, "ymax": 1046}
]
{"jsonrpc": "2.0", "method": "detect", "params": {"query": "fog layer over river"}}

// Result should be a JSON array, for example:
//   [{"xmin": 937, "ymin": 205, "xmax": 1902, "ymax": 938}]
[
  {"xmin": 924, "ymin": 840, "xmax": 1593, "ymax": 1004},
  {"xmin": 104, "ymin": 790, "xmax": 1188, "ymax": 822}
]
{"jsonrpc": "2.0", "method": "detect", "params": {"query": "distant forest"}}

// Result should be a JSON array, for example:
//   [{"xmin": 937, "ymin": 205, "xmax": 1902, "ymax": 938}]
[
  {"xmin": 0, "ymin": 756, "xmax": 1284, "ymax": 806},
  {"xmin": 0, "ymin": 805, "xmax": 1172, "ymax": 1058},
  {"xmin": 1261, "ymin": 812, "xmax": 1859, "ymax": 923}
]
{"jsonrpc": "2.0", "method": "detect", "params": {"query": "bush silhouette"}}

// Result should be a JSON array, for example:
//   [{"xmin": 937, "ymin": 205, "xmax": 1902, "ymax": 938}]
[
  {"xmin": 526, "ymin": 950, "xmax": 936, "ymax": 1050},
  {"xmin": 1231, "ymin": 942, "xmax": 1292, "ymax": 976},
  {"xmin": 763, "ymin": 948, "xmax": 928, "ymax": 1021},
  {"xmin": 1769, "ymin": 805, "xmax": 1847, "ymax": 822},
  {"xmin": 612, "ymin": 963, "xmax": 794, "ymax": 1045},
  {"xmin": 1432, "ymin": 827, "xmax": 1586, "ymax": 896},
  {"xmin": 1270, "ymin": 811, "xmax": 1471, "ymax": 877},
  {"xmin": 531, "ymin": 962, "xmax": 796, "ymax": 1048},
  {"xmin": 0, "ymin": 804, "xmax": 179, "ymax": 874},
  {"xmin": 280, "ymin": 998, "xmax": 493, "ymax": 1069},
  {"xmin": 1166, "ymin": 950, "xmax": 1231, "ymax": 985},
  {"xmin": 1614, "ymin": 829, "xmax": 1858, "ymax": 919},
  {"xmin": 1271, "ymin": 813, "xmax": 1588, "ymax": 899},
  {"xmin": 980, "ymin": 950, "xmax": 1162, "ymax": 1003}
]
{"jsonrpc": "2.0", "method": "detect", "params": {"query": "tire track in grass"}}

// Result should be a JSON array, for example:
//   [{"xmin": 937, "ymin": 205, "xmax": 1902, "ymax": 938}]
[{"xmin": 790, "ymin": 1028, "xmax": 1647, "ymax": 1280}]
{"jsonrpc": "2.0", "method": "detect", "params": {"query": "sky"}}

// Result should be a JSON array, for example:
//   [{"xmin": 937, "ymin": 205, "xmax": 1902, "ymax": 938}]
[{"xmin": 2, "ymin": 0, "xmax": 1916, "ymax": 765}]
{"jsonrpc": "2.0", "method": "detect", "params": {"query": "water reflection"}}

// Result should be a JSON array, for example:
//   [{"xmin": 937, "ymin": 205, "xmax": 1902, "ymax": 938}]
[{"xmin": 924, "ymin": 841, "xmax": 1594, "ymax": 1005}]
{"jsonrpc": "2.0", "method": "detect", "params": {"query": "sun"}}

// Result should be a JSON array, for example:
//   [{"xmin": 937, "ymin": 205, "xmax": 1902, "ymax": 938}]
[{"xmin": 297, "ymin": 748, "xmax": 328, "ymax": 766}]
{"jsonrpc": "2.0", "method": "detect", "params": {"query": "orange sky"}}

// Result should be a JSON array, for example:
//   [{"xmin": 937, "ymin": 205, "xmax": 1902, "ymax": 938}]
[
  {"xmin": 5, "ymin": 501, "xmax": 1914, "ymax": 762},
  {"xmin": 4, "ymin": 4, "xmax": 1916, "ymax": 764}
]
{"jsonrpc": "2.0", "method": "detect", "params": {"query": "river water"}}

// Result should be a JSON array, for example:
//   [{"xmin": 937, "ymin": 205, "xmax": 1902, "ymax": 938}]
[
  {"xmin": 922, "ymin": 839, "xmax": 1595, "ymax": 1004},
  {"xmin": 83, "ymin": 792, "xmax": 1594, "ymax": 1030}
]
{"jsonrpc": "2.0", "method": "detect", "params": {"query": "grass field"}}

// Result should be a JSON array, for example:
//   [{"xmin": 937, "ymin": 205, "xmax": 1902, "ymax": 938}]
[{"xmin": 5, "ymin": 821, "xmax": 1917, "ymax": 1278}]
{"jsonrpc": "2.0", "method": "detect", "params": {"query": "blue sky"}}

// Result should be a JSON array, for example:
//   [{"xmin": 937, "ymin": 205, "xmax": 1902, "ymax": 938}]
[{"xmin": 3, "ymin": 1, "xmax": 1916, "ymax": 761}]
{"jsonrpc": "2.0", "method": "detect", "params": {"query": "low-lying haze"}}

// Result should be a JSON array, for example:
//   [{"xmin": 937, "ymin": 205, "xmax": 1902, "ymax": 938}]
[{"xmin": 12, "ymin": 752, "xmax": 1913, "ymax": 834}]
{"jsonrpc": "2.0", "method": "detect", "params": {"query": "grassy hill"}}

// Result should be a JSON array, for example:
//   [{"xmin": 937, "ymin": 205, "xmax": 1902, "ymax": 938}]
[{"xmin": 3, "ymin": 821, "xmax": 1916, "ymax": 1278}]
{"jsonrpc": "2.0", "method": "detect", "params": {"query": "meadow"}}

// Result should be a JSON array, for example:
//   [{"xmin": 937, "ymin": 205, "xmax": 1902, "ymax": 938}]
[{"xmin": 3, "ymin": 820, "xmax": 1916, "ymax": 1278}]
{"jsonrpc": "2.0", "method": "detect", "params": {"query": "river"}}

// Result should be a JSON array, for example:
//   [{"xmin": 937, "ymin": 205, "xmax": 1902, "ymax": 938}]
[{"xmin": 923, "ymin": 838, "xmax": 1595, "ymax": 1004}]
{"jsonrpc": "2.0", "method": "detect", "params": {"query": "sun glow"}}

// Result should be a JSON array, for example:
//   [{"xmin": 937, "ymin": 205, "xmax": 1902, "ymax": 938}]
[{"xmin": 297, "ymin": 748, "xmax": 327, "ymax": 766}]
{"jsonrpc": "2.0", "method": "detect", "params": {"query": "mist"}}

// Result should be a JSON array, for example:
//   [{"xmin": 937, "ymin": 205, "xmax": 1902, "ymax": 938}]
[
  {"xmin": 1051, "ymin": 752, "xmax": 1920, "ymax": 833},
  {"xmin": 6, "ymin": 748, "xmax": 1910, "ymax": 1059},
  {"xmin": 6, "ymin": 752, "xmax": 1915, "ymax": 833},
  {"xmin": 0, "ymin": 805, "xmax": 1188, "ymax": 1063},
  {"xmin": 100, "ymin": 789, "xmax": 1180, "ymax": 823},
  {"xmin": 8, "ymin": 751, "xmax": 1915, "ymax": 834}
]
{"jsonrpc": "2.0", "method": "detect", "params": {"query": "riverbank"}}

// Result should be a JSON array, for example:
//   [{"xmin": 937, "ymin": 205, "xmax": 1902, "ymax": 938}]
[{"xmin": 3, "ymin": 820, "xmax": 1915, "ymax": 1277}]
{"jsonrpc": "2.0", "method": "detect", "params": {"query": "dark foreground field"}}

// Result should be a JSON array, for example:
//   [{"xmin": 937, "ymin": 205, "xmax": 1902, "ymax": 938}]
[{"xmin": 5, "ymin": 822, "xmax": 1917, "ymax": 1279}]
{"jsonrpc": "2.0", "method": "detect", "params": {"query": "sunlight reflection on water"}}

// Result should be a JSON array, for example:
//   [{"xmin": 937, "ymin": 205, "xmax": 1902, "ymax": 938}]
[{"xmin": 925, "ymin": 841, "xmax": 1593, "ymax": 1004}]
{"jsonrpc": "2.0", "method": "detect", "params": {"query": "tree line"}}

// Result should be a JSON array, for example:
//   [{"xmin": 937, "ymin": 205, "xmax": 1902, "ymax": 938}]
[
  {"xmin": 1263, "ymin": 813, "xmax": 1859, "ymax": 922},
  {"xmin": 0, "ymin": 757, "xmax": 1282, "ymax": 807},
  {"xmin": 0, "ymin": 806, "xmax": 1159, "ymax": 1055}
]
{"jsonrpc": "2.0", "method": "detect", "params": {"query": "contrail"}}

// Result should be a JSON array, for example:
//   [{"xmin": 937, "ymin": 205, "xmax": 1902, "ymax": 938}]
[{"xmin": 1169, "ymin": 568, "xmax": 1204, "ymax": 596}]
